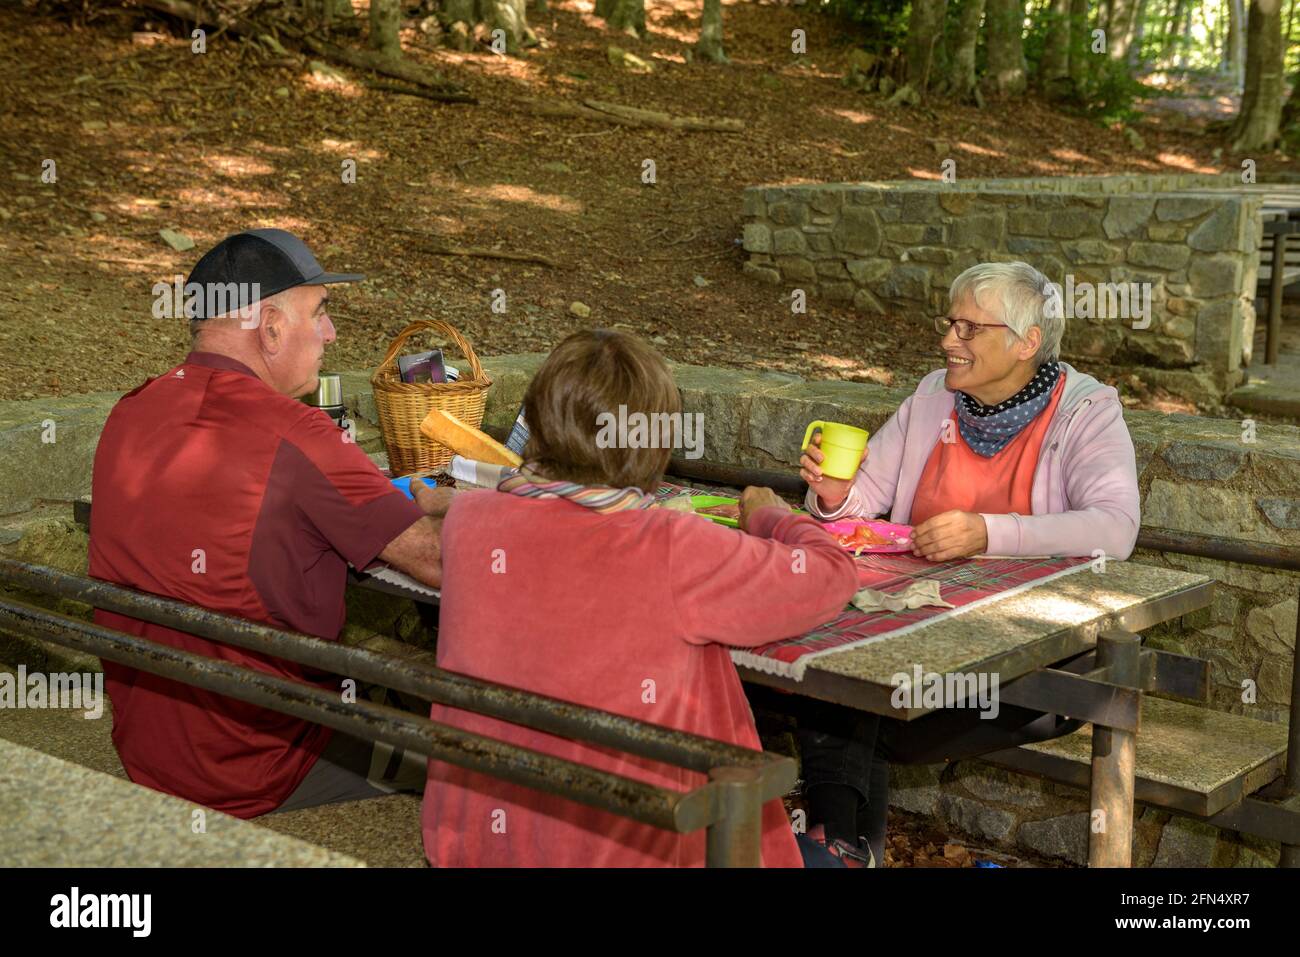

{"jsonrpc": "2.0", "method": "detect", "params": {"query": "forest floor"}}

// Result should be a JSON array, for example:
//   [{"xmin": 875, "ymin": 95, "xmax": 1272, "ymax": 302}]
[{"xmin": 2, "ymin": 2, "xmax": 1296, "ymax": 408}]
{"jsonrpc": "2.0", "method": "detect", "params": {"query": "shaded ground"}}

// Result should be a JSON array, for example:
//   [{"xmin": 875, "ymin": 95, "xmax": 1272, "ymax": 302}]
[{"xmin": 2, "ymin": 4, "xmax": 1294, "ymax": 408}]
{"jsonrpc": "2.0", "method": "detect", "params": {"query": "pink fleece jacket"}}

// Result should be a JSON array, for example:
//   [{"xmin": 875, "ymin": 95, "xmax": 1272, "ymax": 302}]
[
  {"xmin": 421, "ymin": 493, "xmax": 859, "ymax": 868},
  {"xmin": 805, "ymin": 362, "xmax": 1141, "ymax": 560}
]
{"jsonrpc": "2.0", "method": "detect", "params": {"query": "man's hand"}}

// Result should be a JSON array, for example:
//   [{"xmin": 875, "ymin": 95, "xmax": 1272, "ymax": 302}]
[
  {"xmin": 799, "ymin": 431, "xmax": 866, "ymax": 513},
  {"xmin": 910, "ymin": 510, "xmax": 987, "ymax": 562},
  {"xmin": 378, "ymin": 515, "xmax": 443, "ymax": 588},
  {"xmin": 410, "ymin": 479, "xmax": 459, "ymax": 518},
  {"xmin": 739, "ymin": 486, "xmax": 790, "ymax": 532}
]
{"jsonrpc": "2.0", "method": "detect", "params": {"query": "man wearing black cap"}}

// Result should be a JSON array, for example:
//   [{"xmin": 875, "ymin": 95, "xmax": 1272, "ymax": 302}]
[{"xmin": 89, "ymin": 229, "xmax": 445, "ymax": 818}]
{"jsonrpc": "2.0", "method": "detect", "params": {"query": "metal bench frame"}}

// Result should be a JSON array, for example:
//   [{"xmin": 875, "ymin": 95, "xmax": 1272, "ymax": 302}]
[{"xmin": 0, "ymin": 558, "xmax": 797, "ymax": 868}]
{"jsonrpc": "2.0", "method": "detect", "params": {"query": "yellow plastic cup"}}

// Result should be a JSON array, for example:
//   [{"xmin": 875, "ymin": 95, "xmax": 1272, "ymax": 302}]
[{"xmin": 803, "ymin": 421, "xmax": 869, "ymax": 481}]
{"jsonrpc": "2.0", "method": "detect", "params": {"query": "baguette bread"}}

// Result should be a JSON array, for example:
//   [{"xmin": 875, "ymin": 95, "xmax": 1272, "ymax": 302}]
[{"xmin": 420, "ymin": 409, "xmax": 523, "ymax": 468}]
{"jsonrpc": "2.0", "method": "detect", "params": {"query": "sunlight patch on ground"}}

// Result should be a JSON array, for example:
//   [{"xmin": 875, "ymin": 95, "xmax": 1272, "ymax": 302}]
[
  {"xmin": 176, "ymin": 185, "xmax": 282, "ymax": 208},
  {"xmin": 955, "ymin": 141, "xmax": 1004, "ymax": 158},
  {"xmin": 907, "ymin": 168, "xmax": 942, "ymax": 180},
  {"xmin": 305, "ymin": 72, "xmax": 364, "ymax": 97},
  {"xmin": 317, "ymin": 138, "xmax": 383, "ymax": 161},
  {"xmin": 202, "ymin": 154, "xmax": 275, "ymax": 177},
  {"xmin": 808, "ymin": 354, "xmax": 897, "ymax": 385},
  {"xmin": 1023, "ymin": 157, "xmax": 1071, "ymax": 173},
  {"xmin": 827, "ymin": 107, "xmax": 876, "ymax": 125},
  {"xmin": 479, "ymin": 183, "xmax": 585, "ymax": 213},
  {"xmin": 1048, "ymin": 148, "xmax": 1097, "ymax": 165},
  {"xmin": 1155, "ymin": 152, "xmax": 1214, "ymax": 173}
]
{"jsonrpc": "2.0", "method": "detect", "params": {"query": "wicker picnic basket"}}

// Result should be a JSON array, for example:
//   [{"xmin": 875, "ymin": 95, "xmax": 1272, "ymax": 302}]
[{"xmin": 371, "ymin": 319, "xmax": 492, "ymax": 477}]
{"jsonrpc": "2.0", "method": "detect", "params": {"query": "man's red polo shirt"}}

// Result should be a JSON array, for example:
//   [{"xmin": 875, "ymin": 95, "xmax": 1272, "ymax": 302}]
[{"xmin": 88, "ymin": 352, "xmax": 424, "ymax": 818}]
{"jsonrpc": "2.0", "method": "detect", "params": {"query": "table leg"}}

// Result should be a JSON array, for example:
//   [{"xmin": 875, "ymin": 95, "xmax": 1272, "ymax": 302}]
[
  {"xmin": 1088, "ymin": 630, "xmax": 1142, "ymax": 868},
  {"xmin": 1266, "ymin": 232, "xmax": 1286, "ymax": 366}
]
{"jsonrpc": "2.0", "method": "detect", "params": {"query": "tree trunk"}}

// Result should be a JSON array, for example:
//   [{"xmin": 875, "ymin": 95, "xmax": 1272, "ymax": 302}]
[
  {"xmin": 1228, "ymin": 0, "xmax": 1248, "ymax": 86},
  {"xmin": 1231, "ymin": 0, "xmax": 1285, "ymax": 151},
  {"xmin": 1106, "ymin": 0, "xmax": 1139, "ymax": 61},
  {"xmin": 695, "ymin": 0, "xmax": 727, "ymax": 63},
  {"xmin": 1162, "ymin": 0, "xmax": 1185, "ymax": 66},
  {"xmin": 1173, "ymin": 0, "xmax": 1194, "ymax": 68},
  {"xmin": 1129, "ymin": 0, "xmax": 1149, "ymax": 66},
  {"xmin": 595, "ymin": 0, "xmax": 645, "ymax": 36},
  {"xmin": 1281, "ymin": 70, "xmax": 1300, "ymax": 130},
  {"xmin": 470, "ymin": 0, "xmax": 537, "ymax": 52},
  {"xmin": 947, "ymin": 0, "xmax": 986, "ymax": 101},
  {"xmin": 985, "ymin": 0, "xmax": 1028, "ymax": 95},
  {"xmin": 905, "ymin": 0, "xmax": 948, "ymax": 93},
  {"xmin": 1039, "ymin": 0, "xmax": 1072, "ymax": 83},
  {"xmin": 369, "ymin": 0, "xmax": 401, "ymax": 58},
  {"xmin": 1068, "ymin": 0, "xmax": 1091, "ymax": 89}
]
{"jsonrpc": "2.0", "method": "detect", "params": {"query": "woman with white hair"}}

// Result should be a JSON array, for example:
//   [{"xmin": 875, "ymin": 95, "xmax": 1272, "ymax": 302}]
[
  {"xmin": 789, "ymin": 260, "xmax": 1140, "ymax": 865},
  {"xmin": 802, "ymin": 259, "xmax": 1139, "ymax": 562}
]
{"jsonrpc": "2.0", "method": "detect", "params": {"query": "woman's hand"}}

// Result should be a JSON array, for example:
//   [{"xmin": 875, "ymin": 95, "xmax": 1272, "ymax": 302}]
[
  {"xmin": 910, "ymin": 510, "xmax": 988, "ymax": 562},
  {"xmin": 739, "ymin": 486, "xmax": 790, "ymax": 532},
  {"xmin": 799, "ymin": 431, "xmax": 866, "ymax": 513}
]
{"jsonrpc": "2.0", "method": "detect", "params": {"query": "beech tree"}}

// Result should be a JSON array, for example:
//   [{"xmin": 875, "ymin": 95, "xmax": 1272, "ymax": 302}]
[
  {"xmin": 595, "ymin": 0, "xmax": 645, "ymax": 37},
  {"xmin": 1231, "ymin": 0, "xmax": 1286, "ymax": 151},
  {"xmin": 696, "ymin": 0, "xmax": 727, "ymax": 63},
  {"xmin": 904, "ymin": 0, "xmax": 948, "ymax": 94},
  {"xmin": 985, "ymin": 0, "xmax": 1028, "ymax": 94}
]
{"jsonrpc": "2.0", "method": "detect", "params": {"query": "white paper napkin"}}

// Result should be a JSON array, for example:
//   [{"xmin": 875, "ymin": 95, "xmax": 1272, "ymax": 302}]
[{"xmin": 850, "ymin": 579, "xmax": 954, "ymax": 613}]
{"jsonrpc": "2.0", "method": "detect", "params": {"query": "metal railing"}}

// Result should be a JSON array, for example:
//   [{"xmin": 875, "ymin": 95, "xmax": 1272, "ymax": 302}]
[{"xmin": 0, "ymin": 558, "xmax": 797, "ymax": 867}]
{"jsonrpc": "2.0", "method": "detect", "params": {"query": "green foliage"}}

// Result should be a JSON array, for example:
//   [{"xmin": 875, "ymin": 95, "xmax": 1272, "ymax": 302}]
[
  {"xmin": 816, "ymin": 0, "xmax": 911, "ymax": 55},
  {"xmin": 1080, "ymin": 58, "xmax": 1151, "ymax": 125}
]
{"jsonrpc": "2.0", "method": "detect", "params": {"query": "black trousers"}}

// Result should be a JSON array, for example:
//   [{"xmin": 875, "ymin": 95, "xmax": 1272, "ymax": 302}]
[{"xmin": 756, "ymin": 690, "xmax": 1082, "ymax": 865}]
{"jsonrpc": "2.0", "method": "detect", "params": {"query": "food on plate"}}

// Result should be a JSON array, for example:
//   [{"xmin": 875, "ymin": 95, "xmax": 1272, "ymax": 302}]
[
  {"xmin": 696, "ymin": 502, "xmax": 741, "ymax": 519},
  {"xmin": 833, "ymin": 525, "xmax": 892, "ymax": 549},
  {"xmin": 658, "ymin": 495, "xmax": 696, "ymax": 512},
  {"xmin": 420, "ymin": 409, "xmax": 523, "ymax": 468}
]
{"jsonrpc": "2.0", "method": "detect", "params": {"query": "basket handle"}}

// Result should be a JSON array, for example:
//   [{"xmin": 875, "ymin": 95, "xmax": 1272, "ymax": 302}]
[{"xmin": 377, "ymin": 319, "xmax": 486, "ymax": 382}]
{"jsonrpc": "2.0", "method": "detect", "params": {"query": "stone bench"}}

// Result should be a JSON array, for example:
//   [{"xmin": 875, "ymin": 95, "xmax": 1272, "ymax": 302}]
[
  {"xmin": 985, "ymin": 696, "xmax": 1290, "ymax": 819},
  {"xmin": 0, "ymin": 737, "xmax": 362, "ymax": 866}
]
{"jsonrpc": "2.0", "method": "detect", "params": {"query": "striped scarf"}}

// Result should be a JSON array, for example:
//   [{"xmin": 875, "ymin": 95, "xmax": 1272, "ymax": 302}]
[{"xmin": 496, "ymin": 468, "xmax": 656, "ymax": 513}]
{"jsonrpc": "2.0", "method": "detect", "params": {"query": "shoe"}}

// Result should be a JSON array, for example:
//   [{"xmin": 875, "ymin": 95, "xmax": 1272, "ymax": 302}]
[{"xmin": 806, "ymin": 824, "xmax": 876, "ymax": 868}]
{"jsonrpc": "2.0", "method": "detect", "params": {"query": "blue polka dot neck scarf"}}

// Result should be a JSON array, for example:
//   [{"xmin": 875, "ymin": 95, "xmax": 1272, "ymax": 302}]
[{"xmin": 954, "ymin": 360, "xmax": 1062, "ymax": 458}]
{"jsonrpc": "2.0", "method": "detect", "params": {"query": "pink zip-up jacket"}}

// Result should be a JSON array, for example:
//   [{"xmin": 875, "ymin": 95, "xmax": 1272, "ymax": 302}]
[{"xmin": 804, "ymin": 362, "xmax": 1141, "ymax": 560}]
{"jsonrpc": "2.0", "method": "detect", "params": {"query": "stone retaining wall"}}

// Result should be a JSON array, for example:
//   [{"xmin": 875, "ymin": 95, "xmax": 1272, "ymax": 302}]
[
  {"xmin": 739, "ymin": 173, "xmax": 1261, "ymax": 399},
  {"xmin": 1, "ymin": 355, "xmax": 1296, "ymax": 866}
]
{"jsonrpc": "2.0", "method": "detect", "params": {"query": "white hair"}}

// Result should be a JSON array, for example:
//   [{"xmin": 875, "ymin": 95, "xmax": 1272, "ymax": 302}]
[{"xmin": 948, "ymin": 261, "xmax": 1064, "ymax": 367}]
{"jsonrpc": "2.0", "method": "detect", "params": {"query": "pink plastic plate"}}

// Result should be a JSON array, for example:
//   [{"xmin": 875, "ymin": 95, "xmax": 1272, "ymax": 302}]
[{"xmin": 820, "ymin": 519, "xmax": 914, "ymax": 554}]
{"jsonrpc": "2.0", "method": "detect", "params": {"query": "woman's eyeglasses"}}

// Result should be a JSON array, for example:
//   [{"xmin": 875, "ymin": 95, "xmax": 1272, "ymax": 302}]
[{"xmin": 933, "ymin": 315, "xmax": 1011, "ymax": 340}]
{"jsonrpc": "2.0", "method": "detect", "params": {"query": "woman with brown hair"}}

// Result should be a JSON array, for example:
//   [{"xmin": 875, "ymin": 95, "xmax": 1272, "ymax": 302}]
[{"xmin": 420, "ymin": 329, "xmax": 859, "ymax": 867}]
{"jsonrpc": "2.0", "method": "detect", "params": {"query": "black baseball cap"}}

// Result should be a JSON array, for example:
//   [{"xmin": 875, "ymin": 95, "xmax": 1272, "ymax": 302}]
[{"xmin": 184, "ymin": 228, "xmax": 364, "ymax": 320}]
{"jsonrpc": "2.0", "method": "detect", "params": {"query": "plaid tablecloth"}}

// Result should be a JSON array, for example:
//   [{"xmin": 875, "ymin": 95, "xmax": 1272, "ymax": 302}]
[
  {"xmin": 656, "ymin": 482, "xmax": 1094, "ymax": 680},
  {"xmin": 731, "ymin": 552, "xmax": 1093, "ymax": 680}
]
